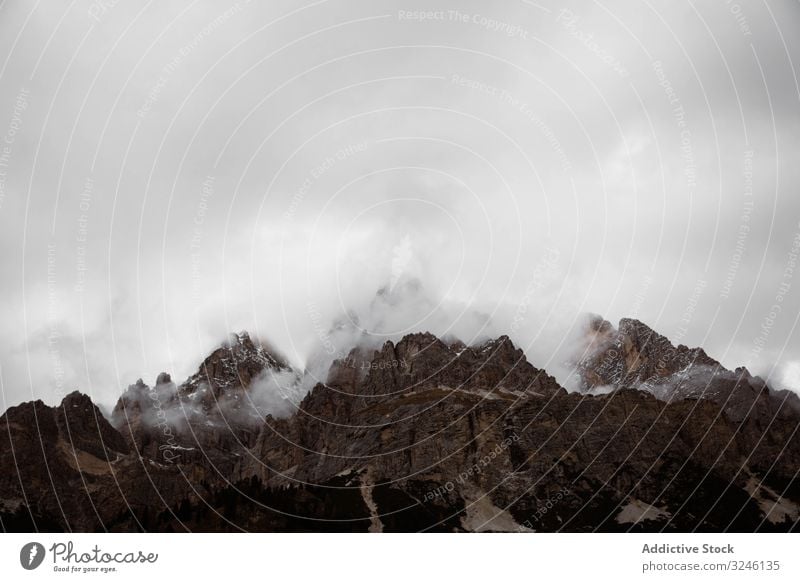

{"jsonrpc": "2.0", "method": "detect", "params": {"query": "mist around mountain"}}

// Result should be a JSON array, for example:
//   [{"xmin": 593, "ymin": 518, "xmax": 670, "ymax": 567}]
[{"xmin": 2, "ymin": 303, "xmax": 799, "ymax": 532}]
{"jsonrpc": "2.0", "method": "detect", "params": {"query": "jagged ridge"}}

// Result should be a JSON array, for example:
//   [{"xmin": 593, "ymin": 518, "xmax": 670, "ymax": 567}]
[{"xmin": 1, "ymin": 320, "xmax": 799, "ymax": 532}]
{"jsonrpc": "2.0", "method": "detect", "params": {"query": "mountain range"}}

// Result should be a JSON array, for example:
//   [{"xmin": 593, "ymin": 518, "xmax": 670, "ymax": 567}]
[{"xmin": 1, "ymin": 315, "xmax": 799, "ymax": 532}]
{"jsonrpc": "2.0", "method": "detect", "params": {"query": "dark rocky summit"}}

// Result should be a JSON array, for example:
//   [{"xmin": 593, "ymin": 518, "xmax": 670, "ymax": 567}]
[
  {"xmin": 574, "ymin": 315, "xmax": 800, "ymax": 421},
  {"xmin": 2, "ymin": 320, "xmax": 799, "ymax": 532}
]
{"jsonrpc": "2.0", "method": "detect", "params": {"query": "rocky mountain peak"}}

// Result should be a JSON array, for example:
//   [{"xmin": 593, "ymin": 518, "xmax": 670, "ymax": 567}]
[
  {"xmin": 0, "ymin": 399, "xmax": 57, "ymax": 435},
  {"xmin": 585, "ymin": 313, "xmax": 614, "ymax": 334},
  {"xmin": 575, "ymin": 315, "xmax": 718, "ymax": 391},
  {"xmin": 183, "ymin": 331, "xmax": 290, "ymax": 394},
  {"xmin": 573, "ymin": 315, "xmax": 800, "ymax": 422},
  {"xmin": 56, "ymin": 391, "xmax": 129, "ymax": 460},
  {"xmin": 60, "ymin": 390, "xmax": 96, "ymax": 410},
  {"xmin": 155, "ymin": 372, "xmax": 172, "ymax": 386}
]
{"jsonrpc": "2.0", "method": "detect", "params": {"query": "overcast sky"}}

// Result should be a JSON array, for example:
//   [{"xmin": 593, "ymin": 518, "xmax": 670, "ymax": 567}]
[{"xmin": 1, "ymin": 0, "xmax": 799, "ymax": 414}]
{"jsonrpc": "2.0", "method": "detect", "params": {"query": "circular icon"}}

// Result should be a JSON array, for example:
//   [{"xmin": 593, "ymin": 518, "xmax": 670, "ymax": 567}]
[{"xmin": 20, "ymin": 542, "xmax": 45, "ymax": 570}]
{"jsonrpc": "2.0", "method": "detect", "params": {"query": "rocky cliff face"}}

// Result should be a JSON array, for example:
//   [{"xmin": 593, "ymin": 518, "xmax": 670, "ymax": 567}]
[
  {"xmin": 575, "ymin": 315, "xmax": 720, "ymax": 391},
  {"xmin": 573, "ymin": 315, "xmax": 800, "ymax": 422},
  {"xmin": 2, "ymin": 320, "xmax": 799, "ymax": 532},
  {"xmin": 109, "ymin": 332, "xmax": 297, "ymax": 467}
]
